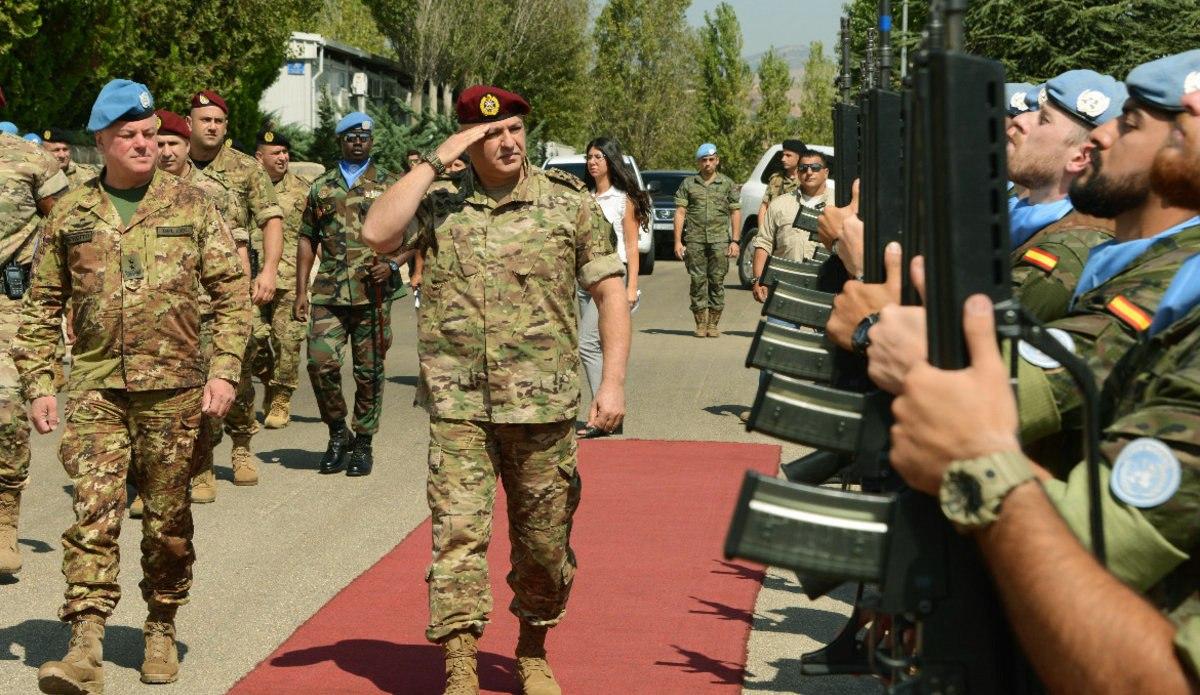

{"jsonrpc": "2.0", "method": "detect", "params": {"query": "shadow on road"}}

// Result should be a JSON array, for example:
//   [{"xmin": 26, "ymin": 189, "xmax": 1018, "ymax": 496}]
[
  {"xmin": 0, "ymin": 619, "xmax": 189, "ymax": 670},
  {"xmin": 387, "ymin": 375, "xmax": 418, "ymax": 387},
  {"xmin": 640, "ymin": 328, "xmax": 701, "ymax": 337},
  {"xmin": 704, "ymin": 404, "xmax": 751, "ymax": 420},
  {"xmin": 654, "ymin": 643, "xmax": 744, "ymax": 685},
  {"xmin": 256, "ymin": 448, "xmax": 322, "ymax": 471}
]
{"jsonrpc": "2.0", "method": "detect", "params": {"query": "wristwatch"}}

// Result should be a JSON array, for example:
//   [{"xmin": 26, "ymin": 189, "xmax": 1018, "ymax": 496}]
[
  {"xmin": 420, "ymin": 150, "xmax": 446, "ymax": 176},
  {"xmin": 386, "ymin": 259, "xmax": 400, "ymax": 275},
  {"xmin": 938, "ymin": 451, "xmax": 1036, "ymax": 531},
  {"xmin": 750, "ymin": 276, "xmax": 760, "ymax": 286},
  {"xmin": 850, "ymin": 313, "xmax": 880, "ymax": 356}
]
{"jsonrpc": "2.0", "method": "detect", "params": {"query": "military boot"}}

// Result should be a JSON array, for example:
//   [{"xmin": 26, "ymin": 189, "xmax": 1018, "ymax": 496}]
[
  {"xmin": 230, "ymin": 435, "xmax": 258, "ymax": 486},
  {"xmin": 319, "ymin": 421, "xmax": 352, "ymax": 475},
  {"xmin": 693, "ymin": 309, "xmax": 708, "ymax": 338},
  {"xmin": 140, "ymin": 618, "xmax": 179, "ymax": 684},
  {"xmin": 346, "ymin": 434, "xmax": 373, "ymax": 477},
  {"xmin": 0, "ymin": 490, "xmax": 21, "ymax": 575},
  {"xmin": 707, "ymin": 309, "xmax": 723, "ymax": 338},
  {"xmin": 441, "ymin": 631, "xmax": 479, "ymax": 695},
  {"xmin": 515, "ymin": 623, "xmax": 561, "ymax": 695},
  {"xmin": 262, "ymin": 387, "xmax": 293, "ymax": 429},
  {"xmin": 37, "ymin": 617, "xmax": 105, "ymax": 695},
  {"xmin": 190, "ymin": 469, "xmax": 216, "ymax": 503}
]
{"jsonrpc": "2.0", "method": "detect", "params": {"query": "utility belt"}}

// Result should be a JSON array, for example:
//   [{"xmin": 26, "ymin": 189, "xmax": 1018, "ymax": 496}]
[{"xmin": 1, "ymin": 261, "xmax": 30, "ymax": 300}]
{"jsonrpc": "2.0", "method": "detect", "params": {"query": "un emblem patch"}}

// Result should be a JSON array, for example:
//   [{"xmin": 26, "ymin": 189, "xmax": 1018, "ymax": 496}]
[{"xmin": 1110, "ymin": 437, "xmax": 1181, "ymax": 508}]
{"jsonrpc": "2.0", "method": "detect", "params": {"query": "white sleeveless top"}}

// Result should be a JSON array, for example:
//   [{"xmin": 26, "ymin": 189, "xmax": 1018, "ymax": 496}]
[{"xmin": 593, "ymin": 186, "xmax": 629, "ymax": 264}]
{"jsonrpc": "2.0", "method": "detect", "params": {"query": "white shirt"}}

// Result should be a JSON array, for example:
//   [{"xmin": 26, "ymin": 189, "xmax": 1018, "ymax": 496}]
[{"xmin": 593, "ymin": 186, "xmax": 629, "ymax": 263}]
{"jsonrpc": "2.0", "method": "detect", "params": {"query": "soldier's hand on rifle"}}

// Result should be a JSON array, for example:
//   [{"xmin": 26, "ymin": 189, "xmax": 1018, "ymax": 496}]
[
  {"xmin": 29, "ymin": 395, "xmax": 58, "ymax": 434},
  {"xmin": 293, "ymin": 293, "xmax": 310, "ymax": 323},
  {"xmin": 252, "ymin": 271, "xmax": 277, "ymax": 306},
  {"xmin": 865, "ymin": 255, "xmax": 928, "ymax": 393},
  {"xmin": 817, "ymin": 178, "xmax": 859, "ymax": 249},
  {"xmin": 826, "ymin": 241, "xmax": 903, "ymax": 349},
  {"xmin": 369, "ymin": 259, "xmax": 393, "ymax": 284},
  {"xmin": 202, "ymin": 378, "xmax": 237, "ymax": 418},
  {"xmin": 889, "ymin": 293, "xmax": 1020, "ymax": 495}
]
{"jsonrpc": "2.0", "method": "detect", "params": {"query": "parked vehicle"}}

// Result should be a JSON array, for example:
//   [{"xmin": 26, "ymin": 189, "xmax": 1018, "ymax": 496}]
[
  {"xmin": 641, "ymin": 170, "xmax": 691, "ymax": 259},
  {"xmin": 542, "ymin": 154, "xmax": 655, "ymax": 274},
  {"xmin": 735, "ymin": 144, "xmax": 835, "ymax": 287}
]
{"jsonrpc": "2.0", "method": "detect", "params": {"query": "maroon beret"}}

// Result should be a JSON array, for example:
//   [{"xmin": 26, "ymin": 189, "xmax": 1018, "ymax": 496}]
[
  {"xmin": 455, "ymin": 85, "xmax": 530, "ymax": 124},
  {"xmin": 154, "ymin": 109, "xmax": 190, "ymax": 139},
  {"xmin": 0, "ymin": 85, "xmax": 6, "ymax": 109},
  {"xmin": 191, "ymin": 90, "xmax": 228, "ymax": 114}
]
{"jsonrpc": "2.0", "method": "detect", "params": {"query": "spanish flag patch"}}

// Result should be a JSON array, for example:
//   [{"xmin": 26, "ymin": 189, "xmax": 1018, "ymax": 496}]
[
  {"xmin": 1022, "ymin": 247, "xmax": 1059, "ymax": 272},
  {"xmin": 1107, "ymin": 295, "xmax": 1152, "ymax": 332}
]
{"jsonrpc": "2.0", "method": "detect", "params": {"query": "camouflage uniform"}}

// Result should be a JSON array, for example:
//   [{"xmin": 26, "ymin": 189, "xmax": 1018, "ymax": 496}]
[
  {"xmin": 0, "ymin": 135, "xmax": 67, "ymax": 501},
  {"xmin": 253, "ymin": 169, "xmax": 309, "ymax": 395},
  {"xmin": 301, "ymin": 163, "xmax": 404, "ymax": 435},
  {"xmin": 674, "ymin": 172, "xmax": 740, "ymax": 312},
  {"xmin": 1010, "ymin": 210, "xmax": 1114, "ymax": 323},
  {"xmin": 11, "ymin": 170, "xmax": 249, "ymax": 620},
  {"xmin": 63, "ymin": 161, "xmax": 100, "ymax": 190},
  {"xmin": 760, "ymin": 171, "xmax": 799, "ymax": 211},
  {"xmin": 401, "ymin": 164, "xmax": 623, "ymax": 642}
]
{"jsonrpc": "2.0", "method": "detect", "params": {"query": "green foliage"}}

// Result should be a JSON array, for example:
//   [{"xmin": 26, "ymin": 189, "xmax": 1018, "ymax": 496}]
[
  {"xmin": 308, "ymin": 89, "xmax": 342, "ymax": 168},
  {"xmin": 753, "ymin": 48, "xmax": 793, "ymax": 150},
  {"xmin": 0, "ymin": 0, "xmax": 39, "ymax": 59},
  {"xmin": 795, "ymin": 41, "xmax": 838, "ymax": 145},
  {"xmin": 697, "ymin": 2, "xmax": 755, "ymax": 180},
  {"xmin": 305, "ymin": 0, "xmax": 393, "ymax": 58},
  {"xmin": 364, "ymin": 98, "xmax": 456, "ymax": 172}
]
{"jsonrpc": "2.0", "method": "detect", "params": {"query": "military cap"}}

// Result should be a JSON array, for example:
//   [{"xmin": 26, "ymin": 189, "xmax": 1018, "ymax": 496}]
[
  {"xmin": 256, "ymin": 127, "xmax": 291, "ymax": 149},
  {"xmin": 0, "ymin": 122, "xmax": 17, "ymax": 135},
  {"xmin": 22, "ymin": 132, "xmax": 42, "ymax": 144},
  {"xmin": 40, "ymin": 127, "xmax": 71, "ymax": 143},
  {"xmin": 1006, "ymin": 82, "xmax": 1036, "ymax": 116},
  {"xmin": 87, "ymin": 79, "xmax": 154, "ymax": 132},
  {"xmin": 154, "ymin": 109, "xmax": 190, "ymax": 139},
  {"xmin": 455, "ymin": 85, "xmax": 530, "ymax": 124},
  {"xmin": 1125, "ymin": 49, "xmax": 1200, "ymax": 113},
  {"xmin": 191, "ymin": 89, "xmax": 228, "ymax": 114},
  {"xmin": 1044, "ymin": 70, "xmax": 1126, "ymax": 126},
  {"xmin": 335, "ymin": 111, "xmax": 373, "ymax": 135},
  {"xmin": 781, "ymin": 139, "xmax": 808, "ymax": 156},
  {"xmin": 1024, "ymin": 83, "xmax": 1044, "ymax": 112},
  {"xmin": 696, "ymin": 143, "xmax": 717, "ymax": 158}
]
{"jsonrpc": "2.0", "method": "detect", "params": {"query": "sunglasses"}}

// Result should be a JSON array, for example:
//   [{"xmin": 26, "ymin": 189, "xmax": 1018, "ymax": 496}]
[
  {"xmin": 342, "ymin": 133, "xmax": 372, "ymax": 143},
  {"xmin": 797, "ymin": 163, "xmax": 826, "ymax": 172}
]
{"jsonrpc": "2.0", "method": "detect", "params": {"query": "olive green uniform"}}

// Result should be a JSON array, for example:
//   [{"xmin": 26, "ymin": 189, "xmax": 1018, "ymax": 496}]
[{"xmin": 674, "ymin": 172, "xmax": 740, "ymax": 312}]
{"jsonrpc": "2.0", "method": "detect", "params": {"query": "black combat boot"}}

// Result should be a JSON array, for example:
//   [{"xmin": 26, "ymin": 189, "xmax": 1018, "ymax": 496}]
[
  {"xmin": 346, "ymin": 434, "xmax": 373, "ymax": 477},
  {"xmin": 319, "ymin": 421, "xmax": 352, "ymax": 474}
]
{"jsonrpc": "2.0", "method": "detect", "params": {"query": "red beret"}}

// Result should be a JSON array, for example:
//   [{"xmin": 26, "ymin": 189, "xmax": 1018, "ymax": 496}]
[
  {"xmin": 154, "ymin": 109, "xmax": 190, "ymax": 139},
  {"xmin": 191, "ymin": 90, "xmax": 228, "ymax": 114},
  {"xmin": 455, "ymin": 85, "xmax": 530, "ymax": 124},
  {"xmin": 0, "ymin": 85, "xmax": 6, "ymax": 109}
]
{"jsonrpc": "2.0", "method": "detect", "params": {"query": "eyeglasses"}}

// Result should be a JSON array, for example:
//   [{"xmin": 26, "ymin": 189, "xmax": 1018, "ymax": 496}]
[
  {"xmin": 342, "ymin": 133, "xmax": 372, "ymax": 143},
  {"xmin": 797, "ymin": 163, "xmax": 826, "ymax": 172}
]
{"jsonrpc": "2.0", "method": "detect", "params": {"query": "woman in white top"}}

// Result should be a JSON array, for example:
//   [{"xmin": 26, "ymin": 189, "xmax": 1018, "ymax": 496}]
[{"xmin": 577, "ymin": 136, "xmax": 649, "ymax": 438}]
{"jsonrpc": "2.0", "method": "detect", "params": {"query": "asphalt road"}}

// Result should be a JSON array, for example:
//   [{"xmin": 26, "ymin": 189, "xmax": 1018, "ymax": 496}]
[{"xmin": 0, "ymin": 259, "xmax": 878, "ymax": 695}]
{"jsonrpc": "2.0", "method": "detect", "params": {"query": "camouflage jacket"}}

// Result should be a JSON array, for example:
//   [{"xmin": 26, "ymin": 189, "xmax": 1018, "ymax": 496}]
[
  {"xmin": 12, "ymin": 170, "xmax": 250, "ymax": 400},
  {"xmin": 401, "ymin": 164, "xmax": 624, "ymax": 423},
  {"xmin": 0, "ymin": 134, "xmax": 68, "ymax": 266},
  {"xmin": 64, "ymin": 161, "xmax": 100, "ymax": 190},
  {"xmin": 1011, "ymin": 210, "xmax": 1115, "ymax": 323},
  {"xmin": 192, "ymin": 144, "xmax": 282, "ymax": 258},
  {"xmin": 674, "ymin": 172, "xmax": 740, "ymax": 243},
  {"xmin": 761, "ymin": 171, "xmax": 800, "ymax": 210},
  {"xmin": 273, "ymin": 169, "xmax": 309, "ymax": 285},
  {"xmin": 301, "ymin": 162, "xmax": 405, "ymax": 306}
]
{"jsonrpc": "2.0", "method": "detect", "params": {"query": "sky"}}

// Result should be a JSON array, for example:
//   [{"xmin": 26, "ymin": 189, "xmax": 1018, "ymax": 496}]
[{"xmin": 684, "ymin": 0, "xmax": 843, "ymax": 57}]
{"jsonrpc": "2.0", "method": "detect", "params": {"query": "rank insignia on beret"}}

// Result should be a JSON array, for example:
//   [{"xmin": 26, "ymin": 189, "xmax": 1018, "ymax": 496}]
[
  {"xmin": 139, "ymin": 91, "xmax": 151, "ymax": 109},
  {"xmin": 480, "ymin": 94, "xmax": 500, "ymax": 117},
  {"xmin": 199, "ymin": 94, "xmax": 210, "ymax": 105},
  {"xmin": 43, "ymin": 130, "xmax": 51, "ymax": 139},
  {"xmin": 1037, "ymin": 88, "xmax": 1048, "ymax": 107},
  {"xmin": 1076, "ymin": 89, "xmax": 1111, "ymax": 119},
  {"xmin": 1107, "ymin": 295, "xmax": 1152, "ymax": 332},
  {"xmin": 1010, "ymin": 92, "xmax": 1028, "ymax": 111},
  {"xmin": 1186, "ymin": 71, "xmax": 1200, "ymax": 95},
  {"xmin": 1022, "ymin": 247, "xmax": 1059, "ymax": 272},
  {"xmin": 155, "ymin": 116, "xmax": 161, "ymax": 129},
  {"xmin": 264, "ymin": 131, "xmax": 274, "ymax": 143}
]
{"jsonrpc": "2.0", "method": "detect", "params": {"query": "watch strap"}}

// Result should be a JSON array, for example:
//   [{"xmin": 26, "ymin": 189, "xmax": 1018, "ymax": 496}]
[
  {"xmin": 939, "ymin": 450, "xmax": 1036, "ymax": 530},
  {"xmin": 421, "ymin": 150, "xmax": 446, "ymax": 176},
  {"xmin": 851, "ymin": 312, "xmax": 880, "ymax": 356}
]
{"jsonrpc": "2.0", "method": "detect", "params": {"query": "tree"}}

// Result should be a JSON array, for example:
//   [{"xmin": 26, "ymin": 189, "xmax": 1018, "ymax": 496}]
[
  {"xmin": 306, "ymin": 0, "xmax": 392, "ymax": 58},
  {"xmin": 753, "ymin": 48, "xmax": 792, "ymax": 149},
  {"xmin": 696, "ymin": 2, "xmax": 754, "ymax": 180},
  {"xmin": 590, "ymin": 0, "xmax": 701, "ymax": 169},
  {"xmin": 795, "ymin": 41, "xmax": 838, "ymax": 145},
  {"xmin": 366, "ymin": 0, "xmax": 458, "ymax": 113}
]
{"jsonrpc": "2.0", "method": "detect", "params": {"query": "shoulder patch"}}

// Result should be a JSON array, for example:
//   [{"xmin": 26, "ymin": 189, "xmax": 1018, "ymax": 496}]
[
  {"xmin": 1107, "ymin": 295, "xmax": 1153, "ymax": 332},
  {"xmin": 1111, "ymin": 438, "xmax": 1181, "ymax": 508},
  {"xmin": 1022, "ymin": 247, "xmax": 1060, "ymax": 272},
  {"xmin": 543, "ymin": 167, "xmax": 587, "ymax": 192}
]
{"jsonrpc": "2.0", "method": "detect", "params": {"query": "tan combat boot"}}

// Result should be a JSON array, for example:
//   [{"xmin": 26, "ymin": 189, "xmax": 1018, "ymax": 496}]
[
  {"xmin": 37, "ymin": 617, "xmax": 105, "ymax": 695},
  {"xmin": 230, "ymin": 435, "xmax": 258, "ymax": 486},
  {"xmin": 262, "ymin": 387, "xmax": 293, "ymax": 429},
  {"xmin": 0, "ymin": 490, "xmax": 21, "ymax": 575},
  {"xmin": 441, "ymin": 631, "xmax": 479, "ymax": 695},
  {"xmin": 129, "ymin": 495, "xmax": 144, "ymax": 519},
  {"xmin": 516, "ymin": 623, "xmax": 561, "ymax": 695},
  {"xmin": 190, "ymin": 469, "xmax": 216, "ymax": 504},
  {"xmin": 140, "ymin": 617, "xmax": 179, "ymax": 684},
  {"xmin": 693, "ymin": 309, "xmax": 708, "ymax": 338},
  {"xmin": 707, "ymin": 309, "xmax": 723, "ymax": 338}
]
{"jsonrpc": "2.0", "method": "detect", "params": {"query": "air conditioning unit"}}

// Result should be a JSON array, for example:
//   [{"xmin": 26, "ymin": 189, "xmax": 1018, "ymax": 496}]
[{"xmin": 351, "ymin": 72, "xmax": 368, "ymax": 97}]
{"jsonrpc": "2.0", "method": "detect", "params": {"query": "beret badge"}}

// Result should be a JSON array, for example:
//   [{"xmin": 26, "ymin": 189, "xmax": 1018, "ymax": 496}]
[
  {"xmin": 264, "ymin": 131, "xmax": 274, "ymax": 143},
  {"xmin": 1076, "ymin": 89, "xmax": 1111, "ymax": 119},
  {"xmin": 1186, "ymin": 71, "xmax": 1200, "ymax": 96},
  {"xmin": 480, "ymin": 94, "xmax": 500, "ymax": 117}
]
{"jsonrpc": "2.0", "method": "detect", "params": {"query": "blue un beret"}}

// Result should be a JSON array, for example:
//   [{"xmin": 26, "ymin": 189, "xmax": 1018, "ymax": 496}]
[
  {"xmin": 22, "ymin": 133, "xmax": 42, "ymax": 144},
  {"xmin": 1024, "ymin": 83, "xmax": 1044, "ymax": 112},
  {"xmin": 87, "ymin": 79, "xmax": 155, "ymax": 132},
  {"xmin": 1005, "ymin": 82, "xmax": 1036, "ymax": 116},
  {"xmin": 1126, "ymin": 50, "xmax": 1200, "ymax": 113},
  {"xmin": 0, "ymin": 122, "xmax": 17, "ymax": 135},
  {"xmin": 335, "ymin": 111, "xmax": 373, "ymax": 135},
  {"xmin": 696, "ymin": 143, "xmax": 717, "ymax": 158},
  {"xmin": 1044, "ymin": 70, "xmax": 1126, "ymax": 127}
]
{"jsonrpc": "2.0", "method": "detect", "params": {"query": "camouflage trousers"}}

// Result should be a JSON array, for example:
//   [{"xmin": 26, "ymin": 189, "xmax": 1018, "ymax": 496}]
[
  {"xmin": 252, "ymin": 287, "xmax": 306, "ymax": 391},
  {"xmin": 425, "ymin": 418, "xmax": 580, "ymax": 642},
  {"xmin": 307, "ymin": 302, "xmax": 392, "ymax": 436},
  {"xmin": 188, "ymin": 315, "xmax": 222, "ymax": 477},
  {"xmin": 0, "ymin": 296, "xmax": 30, "ymax": 494},
  {"xmin": 685, "ymin": 240, "xmax": 730, "ymax": 312},
  {"xmin": 58, "ymin": 387, "xmax": 203, "ymax": 621},
  {"xmin": 224, "ymin": 304, "xmax": 269, "ymax": 438}
]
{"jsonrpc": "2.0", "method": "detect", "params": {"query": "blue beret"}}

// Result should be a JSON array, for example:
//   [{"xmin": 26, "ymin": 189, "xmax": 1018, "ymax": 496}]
[
  {"xmin": 1005, "ymin": 82, "xmax": 1036, "ymax": 116},
  {"xmin": 1023, "ymin": 84, "xmax": 1044, "ymax": 112},
  {"xmin": 335, "ymin": 111, "xmax": 373, "ymax": 135},
  {"xmin": 87, "ymin": 79, "xmax": 154, "ymax": 132},
  {"xmin": 1045, "ymin": 70, "xmax": 1126, "ymax": 126},
  {"xmin": 696, "ymin": 143, "xmax": 717, "ymax": 158},
  {"xmin": 1126, "ymin": 50, "xmax": 1200, "ymax": 113},
  {"xmin": 22, "ymin": 133, "xmax": 42, "ymax": 144},
  {"xmin": 0, "ymin": 122, "xmax": 17, "ymax": 135}
]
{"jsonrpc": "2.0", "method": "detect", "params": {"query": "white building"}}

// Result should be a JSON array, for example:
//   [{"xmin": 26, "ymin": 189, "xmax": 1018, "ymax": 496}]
[{"xmin": 260, "ymin": 32, "xmax": 450, "ymax": 130}]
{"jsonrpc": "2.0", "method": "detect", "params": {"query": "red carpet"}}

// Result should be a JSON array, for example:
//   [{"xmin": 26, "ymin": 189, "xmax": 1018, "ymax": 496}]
[{"xmin": 229, "ymin": 439, "xmax": 779, "ymax": 695}]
